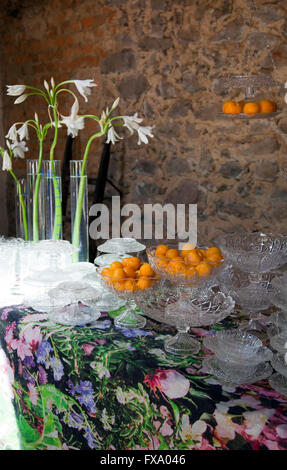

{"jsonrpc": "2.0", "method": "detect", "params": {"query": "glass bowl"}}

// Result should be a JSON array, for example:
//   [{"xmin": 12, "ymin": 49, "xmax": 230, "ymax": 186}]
[
  {"xmin": 203, "ymin": 330, "xmax": 273, "ymax": 365},
  {"xmin": 203, "ymin": 356, "xmax": 273, "ymax": 385},
  {"xmin": 271, "ymin": 353, "xmax": 287, "ymax": 378},
  {"xmin": 99, "ymin": 267, "xmax": 161, "ymax": 329},
  {"xmin": 270, "ymin": 331, "xmax": 287, "ymax": 354},
  {"xmin": 146, "ymin": 244, "xmax": 225, "ymax": 288},
  {"xmin": 269, "ymin": 373, "xmax": 287, "ymax": 397},
  {"xmin": 216, "ymin": 232, "xmax": 287, "ymax": 273}
]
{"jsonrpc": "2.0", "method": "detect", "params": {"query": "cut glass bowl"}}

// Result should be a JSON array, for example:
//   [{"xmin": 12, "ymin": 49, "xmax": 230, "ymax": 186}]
[
  {"xmin": 269, "ymin": 373, "xmax": 287, "ymax": 397},
  {"xmin": 203, "ymin": 330, "xmax": 272, "ymax": 365},
  {"xmin": 203, "ymin": 356, "xmax": 273, "ymax": 385},
  {"xmin": 136, "ymin": 280, "xmax": 179, "ymax": 324},
  {"xmin": 216, "ymin": 232, "xmax": 287, "ymax": 273},
  {"xmin": 97, "ymin": 238, "xmax": 146, "ymax": 254},
  {"xmin": 82, "ymin": 271, "xmax": 126, "ymax": 311},
  {"xmin": 146, "ymin": 245, "xmax": 225, "ymax": 288},
  {"xmin": 49, "ymin": 304, "xmax": 101, "ymax": 326},
  {"xmin": 163, "ymin": 289, "xmax": 234, "ymax": 356},
  {"xmin": 94, "ymin": 253, "xmax": 132, "ymax": 267}
]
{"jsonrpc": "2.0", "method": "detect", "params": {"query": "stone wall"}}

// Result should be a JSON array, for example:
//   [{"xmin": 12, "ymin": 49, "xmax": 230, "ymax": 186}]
[{"xmin": 1, "ymin": 0, "xmax": 287, "ymax": 242}]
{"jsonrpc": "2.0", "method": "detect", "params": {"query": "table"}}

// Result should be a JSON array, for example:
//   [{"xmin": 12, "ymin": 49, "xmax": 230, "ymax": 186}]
[{"xmin": 0, "ymin": 304, "xmax": 287, "ymax": 451}]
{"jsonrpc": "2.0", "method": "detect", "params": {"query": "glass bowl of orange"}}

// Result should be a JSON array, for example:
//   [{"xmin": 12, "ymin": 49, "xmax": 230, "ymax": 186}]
[
  {"xmin": 146, "ymin": 242, "xmax": 225, "ymax": 289},
  {"xmin": 99, "ymin": 256, "xmax": 161, "ymax": 329}
]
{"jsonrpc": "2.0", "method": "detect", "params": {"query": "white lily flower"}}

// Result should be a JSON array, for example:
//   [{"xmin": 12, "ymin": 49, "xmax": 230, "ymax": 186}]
[
  {"xmin": 14, "ymin": 94, "xmax": 28, "ymax": 104},
  {"xmin": 122, "ymin": 113, "xmax": 154, "ymax": 145},
  {"xmin": 6, "ymin": 84, "xmax": 26, "ymax": 96},
  {"xmin": 51, "ymin": 77, "xmax": 55, "ymax": 88},
  {"xmin": 106, "ymin": 125, "xmax": 123, "ymax": 145},
  {"xmin": 61, "ymin": 98, "xmax": 85, "ymax": 137},
  {"xmin": 2, "ymin": 151, "xmax": 12, "ymax": 171},
  {"xmin": 73, "ymin": 79, "xmax": 97, "ymax": 102},
  {"xmin": 99, "ymin": 109, "xmax": 108, "ymax": 133},
  {"xmin": 110, "ymin": 97, "xmax": 120, "ymax": 112},
  {"xmin": 34, "ymin": 112, "xmax": 39, "ymax": 123},
  {"xmin": 5, "ymin": 124, "xmax": 18, "ymax": 142},
  {"xmin": 6, "ymin": 140, "xmax": 11, "ymax": 150},
  {"xmin": 11, "ymin": 141, "xmax": 28, "ymax": 159},
  {"xmin": 17, "ymin": 122, "xmax": 29, "ymax": 141}
]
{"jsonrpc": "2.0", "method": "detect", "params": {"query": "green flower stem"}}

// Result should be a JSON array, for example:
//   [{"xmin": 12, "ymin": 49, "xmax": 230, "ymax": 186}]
[
  {"xmin": 72, "ymin": 131, "xmax": 104, "ymax": 261},
  {"xmin": 32, "ymin": 139, "xmax": 44, "ymax": 242},
  {"xmin": 10, "ymin": 169, "xmax": 28, "ymax": 241},
  {"xmin": 49, "ymin": 106, "xmax": 62, "ymax": 240}
]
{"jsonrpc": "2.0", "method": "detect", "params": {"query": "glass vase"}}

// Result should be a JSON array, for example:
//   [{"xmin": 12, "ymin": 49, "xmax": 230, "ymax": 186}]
[
  {"xmin": 70, "ymin": 160, "xmax": 89, "ymax": 262},
  {"xmin": 15, "ymin": 178, "xmax": 28, "ymax": 240},
  {"xmin": 26, "ymin": 159, "xmax": 46, "ymax": 241},
  {"xmin": 42, "ymin": 160, "xmax": 62, "ymax": 240}
]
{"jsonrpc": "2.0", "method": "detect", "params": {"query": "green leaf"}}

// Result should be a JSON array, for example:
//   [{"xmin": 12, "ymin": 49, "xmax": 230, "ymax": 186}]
[
  {"xmin": 169, "ymin": 400, "xmax": 180, "ymax": 427},
  {"xmin": 18, "ymin": 416, "xmax": 40, "ymax": 444},
  {"xmin": 40, "ymin": 385, "xmax": 70, "ymax": 412}
]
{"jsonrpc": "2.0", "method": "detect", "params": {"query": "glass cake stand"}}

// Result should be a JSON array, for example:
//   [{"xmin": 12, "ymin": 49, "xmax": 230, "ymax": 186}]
[
  {"xmin": 218, "ymin": 75, "xmax": 281, "ymax": 120},
  {"xmin": 97, "ymin": 238, "xmax": 146, "ymax": 256},
  {"xmin": 47, "ymin": 281, "xmax": 102, "ymax": 325}
]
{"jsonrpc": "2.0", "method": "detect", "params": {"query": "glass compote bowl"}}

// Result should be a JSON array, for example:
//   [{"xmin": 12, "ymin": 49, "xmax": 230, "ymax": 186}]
[
  {"xmin": 146, "ymin": 245, "xmax": 229, "ymax": 355},
  {"xmin": 203, "ymin": 330, "xmax": 273, "ymax": 385},
  {"xmin": 99, "ymin": 268, "xmax": 161, "ymax": 329},
  {"xmin": 47, "ymin": 281, "xmax": 102, "ymax": 325},
  {"xmin": 216, "ymin": 232, "xmax": 287, "ymax": 273},
  {"xmin": 218, "ymin": 266, "xmax": 274, "ymax": 335}
]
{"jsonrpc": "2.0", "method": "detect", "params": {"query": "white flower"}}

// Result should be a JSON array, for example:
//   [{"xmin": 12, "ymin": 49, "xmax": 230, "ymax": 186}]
[
  {"xmin": 106, "ymin": 125, "xmax": 123, "ymax": 145},
  {"xmin": 110, "ymin": 96, "xmax": 120, "ymax": 112},
  {"xmin": 6, "ymin": 84, "xmax": 26, "ymax": 96},
  {"xmin": 14, "ymin": 94, "xmax": 28, "ymax": 104},
  {"xmin": 17, "ymin": 122, "xmax": 29, "ymax": 141},
  {"xmin": 5, "ymin": 123, "xmax": 18, "ymax": 142},
  {"xmin": 61, "ymin": 98, "xmax": 85, "ymax": 137},
  {"xmin": 2, "ymin": 151, "xmax": 12, "ymax": 171},
  {"xmin": 73, "ymin": 79, "xmax": 97, "ymax": 102},
  {"xmin": 122, "ymin": 112, "xmax": 154, "ymax": 145},
  {"xmin": 11, "ymin": 141, "xmax": 28, "ymax": 159}
]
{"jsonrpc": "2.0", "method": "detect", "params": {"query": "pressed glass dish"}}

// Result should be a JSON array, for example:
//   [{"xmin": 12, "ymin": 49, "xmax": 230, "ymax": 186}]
[
  {"xmin": 203, "ymin": 330, "xmax": 273, "ymax": 365},
  {"xmin": 271, "ymin": 353, "xmax": 287, "ymax": 378},
  {"xmin": 270, "ymin": 331, "xmax": 287, "ymax": 355},
  {"xmin": 216, "ymin": 232, "xmax": 287, "ymax": 273},
  {"xmin": 203, "ymin": 356, "xmax": 273, "ymax": 385}
]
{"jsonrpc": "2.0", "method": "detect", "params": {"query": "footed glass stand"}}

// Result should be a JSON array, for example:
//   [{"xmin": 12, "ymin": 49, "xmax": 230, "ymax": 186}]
[{"xmin": 114, "ymin": 300, "xmax": 146, "ymax": 329}]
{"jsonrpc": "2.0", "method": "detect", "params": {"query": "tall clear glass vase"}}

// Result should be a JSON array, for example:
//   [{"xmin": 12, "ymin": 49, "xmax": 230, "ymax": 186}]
[
  {"xmin": 15, "ymin": 178, "xmax": 28, "ymax": 240},
  {"xmin": 70, "ymin": 160, "xmax": 89, "ymax": 262},
  {"xmin": 26, "ymin": 159, "xmax": 46, "ymax": 241},
  {"xmin": 42, "ymin": 160, "xmax": 63, "ymax": 240}
]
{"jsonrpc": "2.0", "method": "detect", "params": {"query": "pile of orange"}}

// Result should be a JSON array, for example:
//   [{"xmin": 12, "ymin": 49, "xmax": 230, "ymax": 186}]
[
  {"xmin": 101, "ymin": 257, "xmax": 158, "ymax": 292},
  {"xmin": 154, "ymin": 243, "xmax": 223, "ymax": 280},
  {"xmin": 222, "ymin": 99, "xmax": 277, "ymax": 115}
]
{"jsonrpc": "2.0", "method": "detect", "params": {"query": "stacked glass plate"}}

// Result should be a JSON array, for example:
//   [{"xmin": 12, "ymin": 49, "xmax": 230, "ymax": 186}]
[
  {"xmin": 203, "ymin": 330, "xmax": 273, "ymax": 385},
  {"xmin": 269, "ymin": 332, "xmax": 287, "ymax": 396}
]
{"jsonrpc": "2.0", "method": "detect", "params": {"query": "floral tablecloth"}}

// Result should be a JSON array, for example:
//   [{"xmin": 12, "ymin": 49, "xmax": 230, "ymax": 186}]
[{"xmin": 0, "ymin": 305, "xmax": 287, "ymax": 451}]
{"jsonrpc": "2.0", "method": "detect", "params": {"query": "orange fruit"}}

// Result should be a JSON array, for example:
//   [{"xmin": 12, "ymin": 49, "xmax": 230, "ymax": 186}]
[
  {"xmin": 123, "ymin": 266, "xmax": 137, "ymax": 279},
  {"xmin": 169, "ymin": 258, "xmax": 186, "ymax": 274},
  {"xmin": 155, "ymin": 244, "xmax": 169, "ymax": 257},
  {"xmin": 113, "ymin": 268, "xmax": 126, "ymax": 279},
  {"xmin": 156, "ymin": 257, "xmax": 169, "ymax": 269},
  {"xmin": 139, "ymin": 263, "xmax": 155, "ymax": 277},
  {"xmin": 166, "ymin": 248, "xmax": 180, "ymax": 259},
  {"xmin": 206, "ymin": 253, "xmax": 223, "ymax": 266},
  {"xmin": 110, "ymin": 261, "xmax": 123, "ymax": 271},
  {"xmin": 101, "ymin": 267, "xmax": 112, "ymax": 278},
  {"xmin": 137, "ymin": 278, "xmax": 152, "ymax": 290},
  {"xmin": 124, "ymin": 256, "xmax": 141, "ymax": 270},
  {"xmin": 243, "ymin": 102, "xmax": 260, "ymax": 114},
  {"xmin": 199, "ymin": 249, "xmax": 207, "ymax": 259},
  {"xmin": 196, "ymin": 262, "xmax": 212, "ymax": 277},
  {"xmin": 185, "ymin": 266, "xmax": 197, "ymax": 279},
  {"xmin": 259, "ymin": 99, "xmax": 277, "ymax": 113},
  {"xmin": 222, "ymin": 101, "xmax": 242, "ymax": 114},
  {"xmin": 185, "ymin": 249, "xmax": 203, "ymax": 265},
  {"xmin": 124, "ymin": 279, "xmax": 137, "ymax": 291}
]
